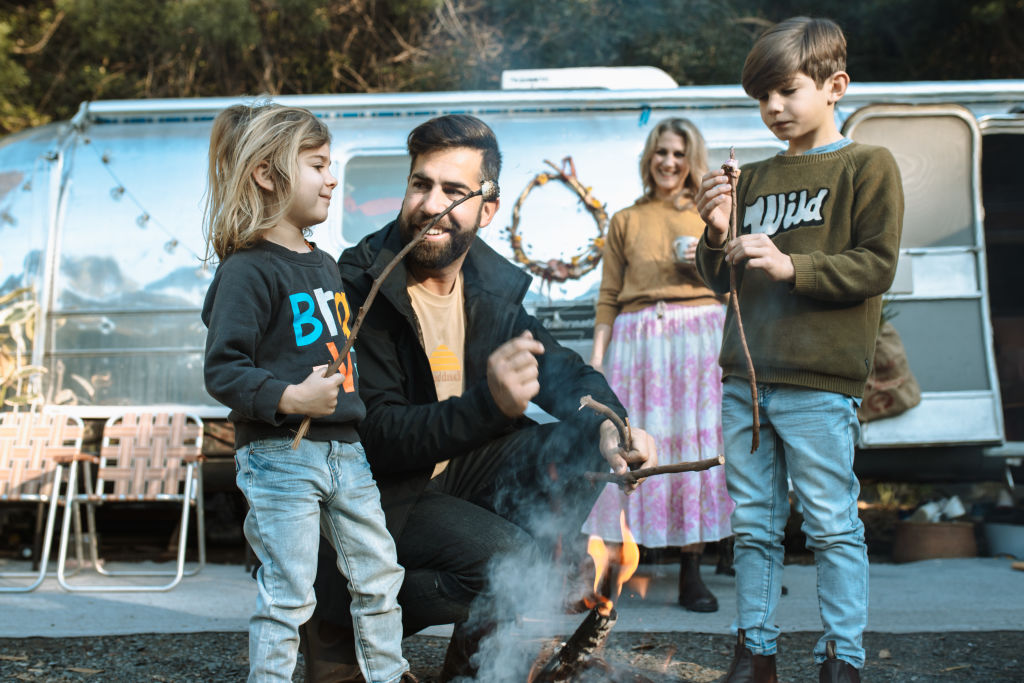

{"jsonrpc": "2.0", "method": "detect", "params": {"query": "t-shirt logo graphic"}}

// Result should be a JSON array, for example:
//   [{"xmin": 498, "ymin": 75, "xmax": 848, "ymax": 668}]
[
  {"xmin": 744, "ymin": 188, "xmax": 829, "ymax": 236},
  {"xmin": 429, "ymin": 344, "xmax": 462, "ymax": 385}
]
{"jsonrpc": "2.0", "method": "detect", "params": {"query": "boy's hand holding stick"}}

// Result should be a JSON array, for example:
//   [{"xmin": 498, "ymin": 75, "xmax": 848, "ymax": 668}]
[
  {"xmin": 290, "ymin": 180, "xmax": 500, "ymax": 448},
  {"xmin": 723, "ymin": 148, "xmax": 761, "ymax": 452}
]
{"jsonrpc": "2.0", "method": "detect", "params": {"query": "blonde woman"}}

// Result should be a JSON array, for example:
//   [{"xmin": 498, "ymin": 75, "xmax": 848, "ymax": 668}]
[{"xmin": 584, "ymin": 118, "xmax": 733, "ymax": 612}]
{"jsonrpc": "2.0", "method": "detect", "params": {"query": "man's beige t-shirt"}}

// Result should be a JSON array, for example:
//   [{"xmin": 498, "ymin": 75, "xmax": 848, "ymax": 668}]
[{"xmin": 407, "ymin": 271, "xmax": 466, "ymax": 478}]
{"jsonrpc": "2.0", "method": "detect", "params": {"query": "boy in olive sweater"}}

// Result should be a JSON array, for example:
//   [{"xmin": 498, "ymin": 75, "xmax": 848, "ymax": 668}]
[{"xmin": 695, "ymin": 17, "xmax": 903, "ymax": 683}]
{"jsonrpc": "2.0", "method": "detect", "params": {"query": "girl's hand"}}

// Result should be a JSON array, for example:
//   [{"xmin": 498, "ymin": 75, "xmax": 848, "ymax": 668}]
[
  {"xmin": 725, "ymin": 234, "xmax": 795, "ymax": 283},
  {"xmin": 695, "ymin": 168, "xmax": 739, "ymax": 247},
  {"xmin": 278, "ymin": 365, "xmax": 346, "ymax": 417}
]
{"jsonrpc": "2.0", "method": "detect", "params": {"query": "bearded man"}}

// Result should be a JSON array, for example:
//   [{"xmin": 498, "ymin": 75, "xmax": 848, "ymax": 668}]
[{"xmin": 304, "ymin": 114, "xmax": 657, "ymax": 682}]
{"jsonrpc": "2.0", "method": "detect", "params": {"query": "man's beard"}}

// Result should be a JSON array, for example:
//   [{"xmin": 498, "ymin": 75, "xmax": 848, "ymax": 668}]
[{"xmin": 398, "ymin": 208, "xmax": 481, "ymax": 271}]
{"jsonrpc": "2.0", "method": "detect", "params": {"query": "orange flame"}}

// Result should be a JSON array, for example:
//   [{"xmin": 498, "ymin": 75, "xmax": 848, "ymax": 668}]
[
  {"xmin": 625, "ymin": 575, "xmax": 651, "ymax": 600},
  {"xmin": 615, "ymin": 510, "xmax": 639, "ymax": 597},
  {"xmin": 585, "ymin": 535, "xmax": 613, "ymax": 615},
  {"xmin": 587, "ymin": 535, "xmax": 608, "ymax": 596},
  {"xmin": 583, "ymin": 511, "xmax": 640, "ymax": 616}
]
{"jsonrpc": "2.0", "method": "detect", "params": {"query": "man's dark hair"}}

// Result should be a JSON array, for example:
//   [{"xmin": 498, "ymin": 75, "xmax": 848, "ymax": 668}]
[{"xmin": 406, "ymin": 114, "xmax": 502, "ymax": 184}]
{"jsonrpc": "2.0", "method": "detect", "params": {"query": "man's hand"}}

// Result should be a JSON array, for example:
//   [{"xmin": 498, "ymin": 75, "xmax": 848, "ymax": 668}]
[
  {"xmin": 487, "ymin": 330, "xmax": 545, "ymax": 418},
  {"xmin": 695, "ymin": 168, "xmax": 739, "ymax": 248},
  {"xmin": 599, "ymin": 421, "xmax": 658, "ymax": 494},
  {"xmin": 278, "ymin": 365, "xmax": 346, "ymax": 417},
  {"xmin": 725, "ymin": 233, "xmax": 795, "ymax": 283}
]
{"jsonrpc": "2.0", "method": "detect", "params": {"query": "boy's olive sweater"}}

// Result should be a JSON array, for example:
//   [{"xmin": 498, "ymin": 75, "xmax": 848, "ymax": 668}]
[{"xmin": 695, "ymin": 142, "xmax": 904, "ymax": 398}]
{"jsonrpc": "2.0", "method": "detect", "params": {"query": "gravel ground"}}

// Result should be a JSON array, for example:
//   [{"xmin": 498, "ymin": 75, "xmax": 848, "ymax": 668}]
[{"xmin": 1, "ymin": 630, "xmax": 1020, "ymax": 682}]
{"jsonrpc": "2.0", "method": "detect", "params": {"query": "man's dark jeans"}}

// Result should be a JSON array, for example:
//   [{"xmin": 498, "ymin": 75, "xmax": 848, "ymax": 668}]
[{"xmin": 312, "ymin": 416, "xmax": 609, "ymax": 651}]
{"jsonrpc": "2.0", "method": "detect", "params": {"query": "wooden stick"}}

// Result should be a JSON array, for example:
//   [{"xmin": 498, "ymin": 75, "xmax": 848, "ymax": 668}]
[
  {"xmin": 290, "ymin": 180, "xmax": 499, "ymax": 448},
  {"xmin": 579, "ymin": 394, "xmax": 631, "ymax": 450},
  {"xmin": 584, "ymin": 454, "xmax": 725, "ymax": 486},
  {"xmin": 724, "ymin": 148, "xmax": 760, "ymax": 452}
]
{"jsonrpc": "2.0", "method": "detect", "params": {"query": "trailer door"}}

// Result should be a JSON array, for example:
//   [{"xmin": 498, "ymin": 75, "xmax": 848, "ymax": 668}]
[{"xmin": 843, "ymin": 104, "xmax": 1004, "ymax": 447}]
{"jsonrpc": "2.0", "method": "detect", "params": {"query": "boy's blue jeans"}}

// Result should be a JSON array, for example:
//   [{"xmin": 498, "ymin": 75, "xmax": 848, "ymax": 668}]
[
  {"xmin": 236, "ymin": 438, "xmax": 407, "ymax": 683},
  {"xmin": 722, "ymin": 377, "xmax": 868, "ymax": 669}
]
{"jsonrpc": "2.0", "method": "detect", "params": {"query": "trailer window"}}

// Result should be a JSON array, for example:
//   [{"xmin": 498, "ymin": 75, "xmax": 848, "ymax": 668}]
[
  {"xmin": 983, "ymin": 131, "xmax": 1024, "ymax": 440},
  {"xmin": 341, "ymin": 154, "xmax": 408, "ymax": 246}
]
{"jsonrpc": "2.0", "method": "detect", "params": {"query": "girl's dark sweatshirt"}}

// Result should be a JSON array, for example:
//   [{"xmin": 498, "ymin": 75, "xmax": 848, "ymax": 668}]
[{"xmin": 202, "ymin": 240, "xmax": 364, "ymax": 448}]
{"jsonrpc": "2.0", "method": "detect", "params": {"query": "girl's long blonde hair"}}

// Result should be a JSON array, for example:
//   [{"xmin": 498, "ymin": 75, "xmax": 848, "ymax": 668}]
[
  {"xmin": 203, "ymin": 103, "xmax": 331, "ymax": 261},
  {"xmin": 637, "ymin": 117, "xmax": 709, "ymax": 210}
]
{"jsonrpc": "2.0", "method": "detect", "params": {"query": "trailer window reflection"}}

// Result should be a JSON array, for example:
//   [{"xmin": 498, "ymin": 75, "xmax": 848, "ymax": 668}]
[{"xmin": 341, "ymin": 154, "xmax": 407, "ymax": 246}]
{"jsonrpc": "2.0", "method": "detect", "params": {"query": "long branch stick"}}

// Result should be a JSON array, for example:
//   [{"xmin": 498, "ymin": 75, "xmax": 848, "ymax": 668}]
[
  {"xmin": 291, "ymin": 181, "xmax": 499, "ymax": 448},
  {"xmin": 584, "ymin": 455, "xmax": 725, "ymax": 486},
  {"xmin": 725, "ymin": 148, "xmax": 760, "ymax": 452}
]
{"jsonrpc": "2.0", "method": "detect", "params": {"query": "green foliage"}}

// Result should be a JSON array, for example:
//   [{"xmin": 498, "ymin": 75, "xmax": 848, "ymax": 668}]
[{"xmin": 0, "ymin": 0, "xmax": 1021, "ymax": 136}]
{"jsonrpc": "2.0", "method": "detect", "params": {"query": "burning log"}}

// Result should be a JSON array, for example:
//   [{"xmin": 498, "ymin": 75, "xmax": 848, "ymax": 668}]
[
  {"xmin": 534, "ymin": 512, "xmax": 655, "ymax": 681},
  {"xmin": 532, "ymin": 606, "xmax": 617, "ymax": 683},
  {"xmin": 583, "ymin": 454, "xmax": 725, "ymax": 487},
  {"xmin": 291, "ymin": 180, "xmax": 500, "ymax": 447}
]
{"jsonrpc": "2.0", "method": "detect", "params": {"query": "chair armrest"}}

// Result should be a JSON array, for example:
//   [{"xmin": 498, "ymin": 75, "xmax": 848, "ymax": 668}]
[{"xmin": 53, "ymin": 452, "xmax": 99, "ymax": 465}]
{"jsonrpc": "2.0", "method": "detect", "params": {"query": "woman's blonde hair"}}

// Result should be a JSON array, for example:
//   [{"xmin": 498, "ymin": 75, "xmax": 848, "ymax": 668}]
[
  {"xmin": 203, "ymin": 103, "xmax": 331, "ymax": 261},
  {"xmin": 637, "ymin": 117, "xmax": 708, "ymax": 209}
]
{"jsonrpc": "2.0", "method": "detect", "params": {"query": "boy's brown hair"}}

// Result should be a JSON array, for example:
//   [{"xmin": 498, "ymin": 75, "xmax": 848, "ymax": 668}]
[{"xmin": 741, "ymin": 17, "xmax": 846, "ymax": 100}]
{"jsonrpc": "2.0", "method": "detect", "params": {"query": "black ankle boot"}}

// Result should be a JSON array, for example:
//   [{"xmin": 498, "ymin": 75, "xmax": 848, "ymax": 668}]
[
  {"xmin": 719, "ymin": 629, "xmax": 778, "ymax": 683},
  {"xmin": 678, "ymin": 551, "xmax": 718, "ymax": 612},
  {"xmin": 819, "ymin": 640, "xmax": 861, "ymax": 683}
]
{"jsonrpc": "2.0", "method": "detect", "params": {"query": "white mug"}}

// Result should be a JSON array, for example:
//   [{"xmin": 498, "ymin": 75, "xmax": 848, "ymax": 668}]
[{"xmin": 673, "ymin": 235, "xmax": 698, "ymax": 264}]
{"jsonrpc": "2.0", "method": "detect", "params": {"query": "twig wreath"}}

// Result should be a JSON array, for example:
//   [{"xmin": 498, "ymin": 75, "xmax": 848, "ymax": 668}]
[{"xmin": 507, "ymin": 156, "xmax": 608, "ymax": 282}]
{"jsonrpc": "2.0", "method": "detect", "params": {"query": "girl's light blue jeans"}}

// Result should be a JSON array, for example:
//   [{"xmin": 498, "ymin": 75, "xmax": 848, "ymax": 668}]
[
  {"xmin": 236, "ymin": 437, "xmax": 407, "ymax": 683},
  {"xmin": 722, "ymin": 377, "xmax": 868, "ymax": 669}
]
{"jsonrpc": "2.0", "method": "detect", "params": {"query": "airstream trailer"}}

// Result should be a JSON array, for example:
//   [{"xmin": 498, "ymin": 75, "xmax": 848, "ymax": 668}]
[{"xmin": 2, "ymin": 71, "xmax": 1022, "ymax": 480}]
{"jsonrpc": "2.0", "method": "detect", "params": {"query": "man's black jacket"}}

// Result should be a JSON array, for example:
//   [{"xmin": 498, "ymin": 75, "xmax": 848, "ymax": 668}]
[{"xmin": 338, "ymin": 220, "xmax": 627, "ymax": 538}]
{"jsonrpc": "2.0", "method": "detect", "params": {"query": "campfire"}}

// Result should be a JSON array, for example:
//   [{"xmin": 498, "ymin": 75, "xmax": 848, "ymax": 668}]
[{"xmin": 530, "ymin": 511, "xmax": 654, "ymax": 683}]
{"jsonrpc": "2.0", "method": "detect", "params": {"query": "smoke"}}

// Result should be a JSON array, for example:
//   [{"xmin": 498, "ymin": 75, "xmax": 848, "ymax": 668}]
[
  {"xmin": 457, "ymin": 544, "xmax": 578, "ymax": 683},
  {"xmin": 444, "ymin": 404, "xmax": 610, "ymax": 680}
]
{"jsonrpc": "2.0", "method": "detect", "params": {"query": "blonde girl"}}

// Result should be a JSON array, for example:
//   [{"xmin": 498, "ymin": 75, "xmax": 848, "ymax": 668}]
[{"xmin": 202, "ymin": 103, "xmax": 413, "ymax": 683}]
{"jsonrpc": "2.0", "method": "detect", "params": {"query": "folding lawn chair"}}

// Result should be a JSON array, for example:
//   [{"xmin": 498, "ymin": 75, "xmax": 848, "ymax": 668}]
[
  {"xmin": 0, "ymin": 411, "xmax": 89, "ymax": 592},
  {"xmin": 56, "ymin": 411, "xmax": 205, "ymax": 592}
]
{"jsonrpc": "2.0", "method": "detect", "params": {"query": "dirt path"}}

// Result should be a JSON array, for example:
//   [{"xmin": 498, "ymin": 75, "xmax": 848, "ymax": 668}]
[{"xmin": 1, "ymin": 631, "xmax": 1019, "ymax": 682}]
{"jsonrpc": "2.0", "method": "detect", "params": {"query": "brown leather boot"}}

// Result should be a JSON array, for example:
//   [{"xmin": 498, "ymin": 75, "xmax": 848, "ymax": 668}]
[
  {"xmin": 819, "ymin": 640, "xmax": 861, "ymax": 683},
  {"xmin": 679, "ymin": 551, "xmax": 718, "ymax": 612},
  {"xmin": 298, "ymin": 611, "xmax": 365, "ymax": 683},
  {"xmin": 718, "ymin": 629, "xmax": 779, "ymax": 683}
]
